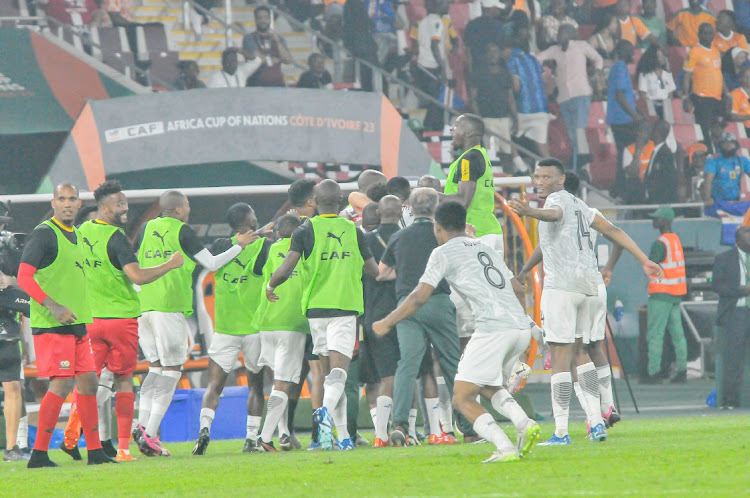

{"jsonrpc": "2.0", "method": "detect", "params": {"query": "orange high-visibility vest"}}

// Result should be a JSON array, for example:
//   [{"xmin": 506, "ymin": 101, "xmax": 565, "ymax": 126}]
[
  {"xmin": 648, "ymin": 233, "xmax": 687, "ymax": 296},
  {"xmin": 625, "ymin": 141, "xmax": 655, "ymax": 181}
]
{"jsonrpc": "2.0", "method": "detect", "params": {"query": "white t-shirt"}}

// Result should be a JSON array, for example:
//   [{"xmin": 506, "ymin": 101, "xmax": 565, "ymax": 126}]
[
  {"xmin": 638, "ymin": 71, "xmax": 676, "ymax": 102},
  {"xmin": 206, "ymin": 59, "xmax": 262, "ymax": 88},
  {"xmin": 417, "ymin": 13, "xmax": 447, "ymax": 71},
  {"xmin": 399, "ymin": 205, "xmax": 415, "ymax": 228},
  {"xmin": 538, "ymin": 190, "xmax": 600, "ymax": 295},
  {"xmin": 420, "ymin": 236, "xmax": 529, "ymax": 331}
]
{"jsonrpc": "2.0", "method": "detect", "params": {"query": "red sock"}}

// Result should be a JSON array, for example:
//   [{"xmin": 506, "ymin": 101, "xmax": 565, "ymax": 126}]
[
  {"xmin": 77, "ymin": 394, "xmax": 103, "ymax": 450},
  {"xmin": 115, "ymin": 392, "xmax": 135, "ymax": 450},
  {"xmin": 34, "ymin": 391, "xmax": 65, "ymax": 451}
]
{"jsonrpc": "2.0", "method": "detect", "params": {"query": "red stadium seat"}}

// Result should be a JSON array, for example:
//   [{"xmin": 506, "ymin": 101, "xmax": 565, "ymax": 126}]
[
  {"xmin": 707, "ymin": 0, "xmax": 731, "ymax": 14},
  {"xmin": 672, "ymin": 123, "xmax": 702, "ymax": 144},
  {"xmin": 671, "ymin": 97, "xmax": 696, "ymax": 124},
  {"xmin": 449, "ymin": 2, "xmax": 471, "ymax": 35},
  {"xmin": 664, "ymin": 0, "xmax": 688, "ymax": 21},
  {"xmin": 667, "ymin": 46, "xmax": 687, "ymax": 73},
  {"xmin": 585, "ymin": 127, "xmax": 617, "ymax": 189},
  {"xmin": 587, "ymin": 101, "xmax": 608, "ymax": 128}
]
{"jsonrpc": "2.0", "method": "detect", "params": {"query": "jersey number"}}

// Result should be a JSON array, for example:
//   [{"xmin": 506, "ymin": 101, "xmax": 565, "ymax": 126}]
[
  {"xmin": 478, "ymin": 252, "xmax": 505, "ymax": 289},
  {"xmin": 575, "ymin": 210, "xmax": 593, "ymax": 251}
]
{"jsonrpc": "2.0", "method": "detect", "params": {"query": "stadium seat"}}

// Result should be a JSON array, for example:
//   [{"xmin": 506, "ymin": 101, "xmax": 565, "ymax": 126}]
[
  {"xmin": 673, "ymin": 123, "xmax": 702, "ymax": 144},
  {"xmin": 671, "ymin": 97, "xmax": 696, "ymax": 124},
  {"xmin": 664, "ymin": 0, "xmax": 689, "ymax": 21},
  {"xmin": 96, "ymin": 26, "xmax": 136, "ymax": 78},
  {"xmin": 707, "ymin": 0, "xmax": 732, "ymax": 14},
  {"xmin": 667, "ymin": 46, "xmax": 687, "ymax": 73},
  {"xmin": 587, "ymin": 101, "xmax": 608, "ymax": 128},
  {"xmin": 585, "ymin": 127, "xmax": 617, "ymax": 189},
  {"xmin": 449, "ymin": 2, "xmax": 471, "ymax": 35}
]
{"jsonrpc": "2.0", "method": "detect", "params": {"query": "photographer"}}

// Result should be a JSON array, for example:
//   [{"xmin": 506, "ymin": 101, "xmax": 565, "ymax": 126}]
[{"xmin": 0, "ymin": 202, "xmax": 30, "ymax": 462}]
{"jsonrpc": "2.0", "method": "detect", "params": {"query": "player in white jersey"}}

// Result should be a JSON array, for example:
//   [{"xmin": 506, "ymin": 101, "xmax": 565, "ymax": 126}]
[
  {"xmin": 373, "ymin": 201, "xmax": 542, "ymax": 463},
  {"xmin": 510, "ymin": 158, "xmax": 662, "ymax": 446}
]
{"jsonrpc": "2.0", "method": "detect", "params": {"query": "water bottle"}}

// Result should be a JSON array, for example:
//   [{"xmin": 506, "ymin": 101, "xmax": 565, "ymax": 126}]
[{"xmin": 614, "ymin": 298, "xmax": 624, "ymax": 322}]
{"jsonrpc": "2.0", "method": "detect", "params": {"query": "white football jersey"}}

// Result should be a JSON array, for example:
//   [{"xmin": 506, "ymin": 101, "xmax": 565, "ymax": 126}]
[
  {"xmin": 420, "ymin": 236, "xmax": 529, "ymax": 331},
  {"xmin": 538, "ymin": 190, "xmax": 600, "ymax": 295}
]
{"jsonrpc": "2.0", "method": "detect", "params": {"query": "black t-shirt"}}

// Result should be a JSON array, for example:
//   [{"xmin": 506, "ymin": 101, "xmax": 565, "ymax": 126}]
[
  {"xmin": 381, "ymin": 219, "xmax": 450, "ymax": 299},
  {"xmin": 297, "ymin": 70, "xmax": 333, "ymax": 89},
  {"xmin": 464, "ymin": 16, "xmax": 505, "ymax": 66},
  {"xmin": 289, "ymin": 216, "xmax": 373, "ymax": 318},
  {"xmin": 135, "ymin": 220, "xmax": 206, "ymax": 262},
  {"xmin": 450, "ymin": 148, "xmax": 486, "ymax": 185},
  {"xmin": 210, "ymin": 237, "xmax": 271, "ymax": 276},
  {"xmin": 474, "ymin": 64, "xmax": 513, "ymax": 118},
  {"xmin": 363, "ymin": 223, "xmax": 400, "ymax": 327}
]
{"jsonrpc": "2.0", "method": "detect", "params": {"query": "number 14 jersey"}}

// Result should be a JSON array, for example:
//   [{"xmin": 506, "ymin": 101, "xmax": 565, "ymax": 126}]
[
  {"xmin": 538, "ymin": 190, "xmax": 600, "ymax": 296},
  {"xmin": 420, "ymin": 237, "xmax": 529, "ymax": 331}
]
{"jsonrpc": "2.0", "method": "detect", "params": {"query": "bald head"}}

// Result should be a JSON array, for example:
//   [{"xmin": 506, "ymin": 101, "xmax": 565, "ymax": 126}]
[
  {"xmin": 160, "ymin": 190, "xmax": 190, "ymax": 222},
  {"xmin": 378, "ymin": 194, "xmax": 402, "ymax": 224},
  {"xmin": 417, "ymin": 175, "xmax": 442, "ymax": 192},
  {"xmin": 358, "ymin": 169, "xmax": 387, "ymax": 193},
  {"xmin": 315, "ymin": 179, "xmax": 342, "ymax": 214},
  {"xmin": 361, "ymin": 203, "xmax": 381, "ymax": 232},
  {"xmin": 53, "ymin": 183, "xmax": 79, "ymax": 198}
]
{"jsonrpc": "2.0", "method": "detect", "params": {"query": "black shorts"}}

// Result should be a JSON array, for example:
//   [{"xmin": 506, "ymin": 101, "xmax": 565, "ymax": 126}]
[
  {"xmin": 304, "ymin": 334, "xmax": 319, "ymax": 361},
  {"xmin": 0, "ymin": 340, "xmax": 22, "ymax": 382},
  {"xmin": 362, "ymin": 324, "xmax": 400, "ymax": 380},
  {"xmin": 357, "ymin": 339, "xmax": 380, "ymax": 385}
]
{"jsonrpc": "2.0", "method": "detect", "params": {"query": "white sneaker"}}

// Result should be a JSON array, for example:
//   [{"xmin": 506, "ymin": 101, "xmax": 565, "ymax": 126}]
[
  {"xmin": 507, "ymin": 361, "xmax": 532, "ymax": 394},
  {"xmin": 482, "ymin": 449, "xmax": 520, "ymax": 463}
]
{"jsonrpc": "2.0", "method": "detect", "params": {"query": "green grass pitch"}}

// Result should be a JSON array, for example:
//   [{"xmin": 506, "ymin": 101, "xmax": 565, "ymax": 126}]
[{"xmin": 4, "ymin": 415, "xmax": 748, "ymax": 496}]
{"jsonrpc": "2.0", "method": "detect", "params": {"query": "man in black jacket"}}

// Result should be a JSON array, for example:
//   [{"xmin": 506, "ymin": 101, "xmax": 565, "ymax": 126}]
[
  {"xmin": 644, "ymin": 120, "xmax": 680, "ymax": 204},
  {"xmin": 711, "ymin": 226, "xmax": 750, "ymax": 409}
]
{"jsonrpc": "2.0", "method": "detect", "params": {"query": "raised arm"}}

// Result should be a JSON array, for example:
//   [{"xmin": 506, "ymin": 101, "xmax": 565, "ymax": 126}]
[
  {"xmin": 508, "ymin": 199, "xmax": 563, "ymax": 222},
  {"xmin": 590, "ymin": 215, "xmax": 663, "ymax": 279}
]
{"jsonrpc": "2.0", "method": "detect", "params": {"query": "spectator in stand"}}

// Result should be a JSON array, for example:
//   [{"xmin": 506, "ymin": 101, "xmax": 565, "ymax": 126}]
[
  {"xmin": 616, "ymin": 0, "xmax": 660, "ymax": 50},
  {"xmin": 242, "ymin": 6, "xmax": 293, "ymax": 87},
  {"xmin": 104, "ymin": 0, "xmax": 132, "ymax": 25},
  {"xmin": 206, "ymin": 48, "xmax": 261, "ymax": 88},
  {"xmin": 683, "ymin": 23, "xmax": 727, "ymax": 155},
  {"xmin": 469, "ymin": 42, "xmax": 517, "ymax": 158},
  {"xmin": 736, "ymin": 0, "xmax": 750, "ymax": 40},
  {"xmin": 439, "ymin": 0, "xmax": 460, "ymax": 57},
  {"xmin": 730, "ymin": 66, "xmax": 750, "ymax": 135},
  {"xmin": 667, "ymin": 0, "xmax": 715, "ymax": 48},
  {"xmin": 713, "ymin": 10, "xmax": 749, "ymax": 55},
  {"xmin": 464, "ymin": 0, "xmax": 508, "ymax": 88},
  {"xmin": 680, "ymin": 142, "xmax": 709, "ymax": 201},
  {"xmin": 537, "ymin": 23, "xmax": 603, "ymax": 172},
  {"xmin": 644, "ymin": 120, "xmax": 680, "ymax": 204},
  {"xmin": 508, "ymin": 15, "xmax": 551, "ymax": 157},
  {"xmin": 708, "ymin": 116, "xmax": 729, "ymax": 154},
  {"xmin": 39, "ymin": 0, "xmax": 110, "ymax": 26},
  {"xmin": 173, "ymin": 60, "xmax": 206, "ymax": 91},
  {"xmin": 622, "ymin": 122, "xmax": 654, "ymax": 203},
  {"xmin": 367, "ymin": 0, "xmax": 397, "ymax": 65},
  {"xmin": 537, "ymin": 0, "xmax": 578, "ymax": 50},
  {"xmin": 721, "ymin": 47, "xmax": 750, "ymax": 91},
  {"xmin": 637, "ymin": 44, "xmax": 676, "ymax": 120},
  {"xmin": 413, "ymin": 0, "xmax": 453, "ymax": 131},
  {"xmin": 703, "ymin": 132, "xmax": 750, "ymax": 205},
  {"xmin": 637, "ymin": 0, "xmax": 667, "ymax": 50},
  {"xmin": 607, "ymin": 40, "xmax": 643, "ymax": 199},
  {"xmin": 297, "ymin": 53, "xmax": 333, "ymax": 89},
  {"xmin": 591, "ymin": 0, "xmax": 619, "ymax": 31},
  {"xmin": 588, "ymin": 14, "xmax": 620, "ymax": 69},
  {"xmin": 343, "ymin": 0, "xmax": 379, "ymax": 91}
]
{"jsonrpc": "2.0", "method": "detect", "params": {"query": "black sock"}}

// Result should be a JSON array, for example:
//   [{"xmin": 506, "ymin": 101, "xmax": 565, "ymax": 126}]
[
  {"xmin": 287, "ymin": 398, "xmax": 298, "ymax": 433},
  {"xmin": 311, "ymin": 416, "xmax": 319, "ymax": 443}
]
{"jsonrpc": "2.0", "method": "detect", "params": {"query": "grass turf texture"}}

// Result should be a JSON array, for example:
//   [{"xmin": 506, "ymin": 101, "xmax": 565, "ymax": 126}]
[{"xmin": 5, "ymin": 415, "xmax": 748, "ymax": 496}]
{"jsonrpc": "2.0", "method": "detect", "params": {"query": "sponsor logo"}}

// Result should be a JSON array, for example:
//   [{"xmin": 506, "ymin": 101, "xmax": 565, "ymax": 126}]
[
  {"xmin": 326, "ymin": 231, "xmax": 345, "ymax": 246},
  {"xmin": 0, "ymin": 71, "xmax": 33, "ymax": 97},
  {"xmin": 152, "ymin": 230, "xmax": 168, "ymax": 245},
  {"xmin": 60, "ymin": 360, "xmax": 71, "ymax": 369},
  {"xmin": 83, "ymin": 237, "xmax": 98, "ymax": 254},
  {"xmin": 104, "ymin": 121, "xmax": 165, "ymax": 143}
]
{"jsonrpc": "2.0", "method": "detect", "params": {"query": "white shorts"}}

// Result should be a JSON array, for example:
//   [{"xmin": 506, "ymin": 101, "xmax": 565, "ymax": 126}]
[
  {"xmin": 450, "ymin": 291, "xmax": 475, "ymax": 338},
  {"xmin": 259, "ymin": 330, "xmax": 307, "ymax": 383},
  {"xmin": 208, "ymin": 332, "xmax": 262, "ymax": 374},
  {"xmin": 479, "ymin": 233, "xmax": 504, "ymax": 263},
  {"xmin": 540, "ymin": 289, "xmax": 592, "ymax": 344},
  {"xmin": 484, "ymin": 117, "xmax": 512, "ymax": 154},
  {"xmin": 514, "ymin": 112, "xmax": 552, "ymax": 144},
  {"xmin": 138, "ymin": 311, "xmax": 192, "ymax": 367},
  {"xmin": 455, "ymin": 327, "xmax": 531, "ymax": 387},
  {"xmin": 584, "ymin": 284, "xmax": 607, "ymax": 344},
  {"xmin": 308, "ymin": 315, "xmax": 357, "ymax": 358}
]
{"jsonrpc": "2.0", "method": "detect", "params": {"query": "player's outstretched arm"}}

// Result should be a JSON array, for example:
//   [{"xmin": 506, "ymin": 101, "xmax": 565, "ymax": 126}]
[
  {"xmin": 266, "ymin": 250, "xmax": 303, "ymax": 301},
  {"xmin": 123, "ymin": 252, "xmax": 184, "ymax": 285},
  {"xmin": 591, "ymin": 215, "xmax": 663, "ymax": 280},
  {"xmin": 439, "ymin": 180, "xmax": 477, "ymax": 208},
  {"xmin": 600, "ymin": 242, "xmax": 624, "ymax": 286},
  {"xmin": 508, "ymin": 199, "xmax": 563, "ymax": 222},
  {"xmin": 372, "ymin": 282, "xmax": 435, "ymax": 336}
]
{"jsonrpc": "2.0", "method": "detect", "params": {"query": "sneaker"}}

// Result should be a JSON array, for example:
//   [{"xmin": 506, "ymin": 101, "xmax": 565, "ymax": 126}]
[
  {"xmin": 63, "ymin": 409, "xmax": 82, "ymax": 450},
  {"xmin": 27, "ymin": 450, "xmax": 58, "ymax": 469},
  {"xmin": 279, "ymin": 434, "xmax": 293, "ymax": 451},
  {"xmin": 101, "ymin": 439, "xmax": 118, "ymax": 459},
  {"xmin": 441, "ymin": 432, "xmax": 458, "ymax": 444},
  {"xmin": 389, "ymin": 428, "xmax": 407, "ymax": 447},
  {"xmin": 355, "ymin": 432, "xmax": 369, "ymax": 447},
  {"xmin": 416, "ymin": 431, "xmax": 427, "ymax": 442},
  {"xmin": 307, "ymin": 440, "xmax": 322, "ymax": 451},
  {"xmin": 338, "ymin": 437, "xmax": 355, "ymax": 450},
  {"xmin": 255, "ymin": 439, "xmax": 277, "ymax": 453},
  {"xmin": 482, "ymin": 450, "xmax": 520, "ymax": 463},
  {"xmin": 589, "ymin": 423, "xmax": 608, "ymax": 442},
  {"xmin": 192, "ymin": 428, "xmax": 210, "ymax": 456},
  {"xmin": 516, "ymin": 421, "xmax": 541, "ymax": 457},
  {"xmin": 59, "ymin": 441, "xmax": 82, "ymax": 461},
  {"xmin": 429, "ymin": 433, "xmax": 456, "ymax": 445},
  {"xmin": 3, "ymin": 445, "xmax": 30, "ymax": 462},
  {"xmin": 134, "ymin": 424, "xmax": 156, "ymax": 457},
  {"xmin": 463, "ymin": 434, "xmax": 486, "ymax": 444},
  {"xmin": 290, "ymin": 433, "xmax": 302, "ymax": 450},
  {"xmin": 670, "ymin": 370, "xmax": 687, "ymax": 384},
  {"xmin": 603, "ymin": 406, "xmax": 621, "ymax": 428},
  {"xmin": 243, "ymin": 438, "xmax": 258, "ymax": 453},
  {"xmin": 538, "ymin": 434, "xmax": 572, "ymax": 446},
  {"xmin": 87, "ymin": 448, "xmax": 117, "ymax": 465},
  {"xmin": 143, "ymin": 431, "xmax": 170, "ymax": 457},
  {"xmin": 312, "ymin": 407, "xmax": 335, "ymax": 450},
  {"xmin": 115, "ymin": 450, "xmax": 136, "ymax": 462},
  {"xmin": 372, "ymin": 437, "xmax": 388, "ymax": 448},
  {"xmin": 507, "ymin": 361, "xmax": 532, "ymax": 394}
]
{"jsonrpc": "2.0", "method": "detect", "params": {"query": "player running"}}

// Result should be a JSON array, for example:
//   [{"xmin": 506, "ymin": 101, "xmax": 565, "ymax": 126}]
[
  {"xmin": 135, "ymin": 191, "xmax": 257, "ymax": 456},
  {"xmin": 267, "ymin": 180, "xmax": 379, "ymax": 450},
  {"xmin": 509, "ymin": 159, "xmax": 662, "ymax": 445},
  {"xmin": 373, "ymin": 201, "xmax": 541, "ymax": 463}
]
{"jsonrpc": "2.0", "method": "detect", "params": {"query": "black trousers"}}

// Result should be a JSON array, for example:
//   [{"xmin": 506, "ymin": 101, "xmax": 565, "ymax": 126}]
[
  {"xmin": 413, "ymin": 65, "xmax": 444, "ymax": 132},
  {"xmin": 691, "ymin": 94, "xmax": 723, "ymax": 155},
  {"xmin": 722, "ymin": 307, "xmax": 750, "ymax": 407},
  {"xmin": 611, "ymin": 121, "xmax": 639, "ymax": 197}
]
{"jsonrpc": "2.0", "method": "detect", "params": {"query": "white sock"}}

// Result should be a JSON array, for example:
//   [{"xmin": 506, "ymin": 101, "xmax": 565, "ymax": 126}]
[
  {"xmin": 550, "ymin": 372, "xmax": 572, "ymax": 438},
  {"xmin": 138, "ymin": 367, "xmax": 161, "ymax": 426},
  {"xmin": 97, "ymin": 382, "xmax": 113, "ymax": 441},
  {"xmin": 490, "ymin": 390, "xmax": 529, "ymax": 433},
  {"xmin": 513, "ymin": 155, "xmax": 529, "ymax": 172},
  {"xmin": 597, "ymin": 365, "xmax": 614, "ymax": 413},
  {"xmin": 17, "ymin": 415, "xmax": 28, "ymax": 448},
  {"xmin": 322, "ymin": 368, "xmax": 346, "ymax": 412},
  {"xmin": 473, "ymin": 412, "xmax": 516, "ymax": 454},
  {"xmin": 200, "ymin": 408, "xmax": 215, "ymax": 432},
  {"xmin": 277, "ymin": 401, "xmax": 290, "ymax": 438},
  {"xmin": 573, "ymin": 382, "xmax": 586, "ymax": 412},
  {"xmin": 146, "ymin": 370, "xmax": 181, "ymax": 437},
  {"xmin": 375, "ymin": 396, "xmax": 392, "ymax": 441},
  {"xmin": 246, "ymin": 416, "xmax": 262, "ymax": 440},
  {"xmin": 261, "ymin": 390, "xmax": 288, "ymax": 442},
  {"xmin": 425, "ymin": 397, "xmax": 441, "ymax": 436},
  {"xmin": 576, "ymin": 363, "xmax": 604, "ymax": 427},
  {"xmin": 436, "ymin": 377, "xmax": 453, "ymax": 433},
  {"xmin": 333, "ymin": 390, "xmax": 349, "ymax": 440},
  {"xmin": 408, "ymin": 408, "xmax": 418, "ymax": 437},
  {"xmin": 369, "ymin": 406, "xmax": 378, "ymax": 430}
]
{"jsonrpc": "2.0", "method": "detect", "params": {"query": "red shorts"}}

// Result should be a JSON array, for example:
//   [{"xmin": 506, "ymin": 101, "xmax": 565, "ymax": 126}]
[
  {"xmin": 34, "ymin": 333, "xmax": 96, "ymax": 379},
  {"xmin": 87, "ymin": 317, "xmax": 139, "ymax": 375}
]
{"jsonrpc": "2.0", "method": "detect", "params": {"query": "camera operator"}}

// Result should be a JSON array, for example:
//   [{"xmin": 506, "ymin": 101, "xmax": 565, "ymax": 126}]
[{"xmin": 0, "ymin": 201, "xmax": 30, "ymax": 461}]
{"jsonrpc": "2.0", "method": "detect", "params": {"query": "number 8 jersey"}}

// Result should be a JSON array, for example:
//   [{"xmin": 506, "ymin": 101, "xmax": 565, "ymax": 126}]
[
  {"xmin": 538, "ymin": 190, "xmax": 600, "ymax": 296},
  {"xmin": 419, "ymin": 237, "xmax": 529, "ymax": 331}
]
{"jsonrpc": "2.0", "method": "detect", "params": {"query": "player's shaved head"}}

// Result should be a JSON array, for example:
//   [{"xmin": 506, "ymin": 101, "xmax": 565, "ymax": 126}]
[
  {"xmin": 358, "ymin": 169, "xmax": 387, "ymax": 193},
  {"xmin": 417, "ymin": 175, "xmax": 442, "ymax": 192},
  {"xmin": 226, "ymin": 202, "xmax": 256, "ymax": 231},
  {"xmin": 276, "ymin": 213, "xmax": 301, "ymax": 238},
  {"xmin": 51, "ymin": 183, "xmax": 82, "ymax": 226},
  {"xmin": 160, "ymin": 190, "xmax": 191, "ymax": 222},
  {"xmin": 378, "ymin": 195, "xmax": 402, "ymax": 223},
  {"xmin": 53, "ymin": 183, "xmax": 79, "ymax": 198},
  {"xmin": 361, "ymin": 203, "xmax": 381, "ymax": 232},
  {"xmin": 314, "ymin": 179, "xmax": 342, "ymax": 213},
  {"xmin": 459, "ymin": 113, "xmax": 485, "ymax": 137}
]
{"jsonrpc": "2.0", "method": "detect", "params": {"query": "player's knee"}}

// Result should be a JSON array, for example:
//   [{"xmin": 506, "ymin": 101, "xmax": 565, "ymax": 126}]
[{"xmin": 327, "ymin": 367, "xmax": 347, "ymax": 385}]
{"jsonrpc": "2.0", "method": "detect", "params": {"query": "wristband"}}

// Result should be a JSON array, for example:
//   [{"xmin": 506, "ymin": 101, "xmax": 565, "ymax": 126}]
[{"xmin": 266, "ymin": 284, "xmax": 275, "ymax": 292}]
